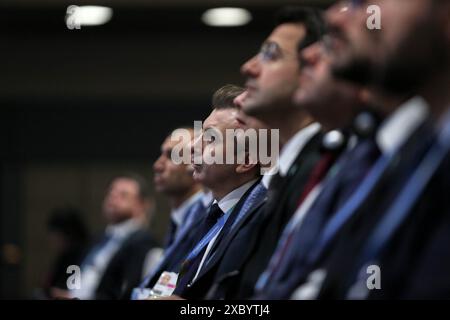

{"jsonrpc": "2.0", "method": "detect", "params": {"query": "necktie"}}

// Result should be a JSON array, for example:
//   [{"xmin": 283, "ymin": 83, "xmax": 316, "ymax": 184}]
[
  {"xmin": 306, "ymin": 146, "xmax": 390, "ymax": 267},
  {"xmin": 206, "ymin": 182, "xmax": 267, "ymax": 264},
  {"xmin": 192, "ymin": 203, "xmax": 224, "ymax": 245},
  {"xmin": 268, "ymin": 138, "xmax": 382, "ymax": 289},
  {"xmin": 254, "ymin": 152, "xmax": 336, "ymax": 292},
  {"xmin": 297, "ymin": 152, "xmax": 338, "ymax": 206},
  {"xmin": 174, "ymin": 203, "xmax": 224, "ymax": 293}
]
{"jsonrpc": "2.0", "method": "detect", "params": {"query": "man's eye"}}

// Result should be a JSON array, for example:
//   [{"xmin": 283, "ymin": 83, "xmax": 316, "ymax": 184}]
[{"xmin": 259, "ymin": 43, "xmax": 280, "ymax": 61}]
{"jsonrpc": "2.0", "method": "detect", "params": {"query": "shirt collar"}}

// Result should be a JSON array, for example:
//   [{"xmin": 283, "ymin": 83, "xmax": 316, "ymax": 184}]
[
  {"xmin": 376, "ymin": 96, "xmax": 429, "ymax": 155},
  {"xmin": 201, "ymin": 191, "xmax": 214, "ymax": 208},
  {"xmin": 215, "ymin": 179, "xmax": 259, "ymax": 214},
  {"xmin": 278, "ymin": 122, "xmax": 321, "ymax": 176},
  {"xmin": 106, "ymin": 218, "xmax": 143, "ymax": 239},
  {"xmin": 261, "ymin": 123, "xmax": 321, "ymax": 188},
  {"xmin": 170, "ymin": 191, "xmax": 204, "ymax": 227}
]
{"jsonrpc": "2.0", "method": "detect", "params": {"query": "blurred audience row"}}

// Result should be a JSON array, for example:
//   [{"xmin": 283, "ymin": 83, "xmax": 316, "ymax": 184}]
[{"xmin": 41, "ymin": 0, "xmax": 450, "ymax": 300}]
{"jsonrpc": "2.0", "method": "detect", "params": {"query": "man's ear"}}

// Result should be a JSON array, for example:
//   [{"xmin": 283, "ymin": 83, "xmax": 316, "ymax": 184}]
[
  {"xmin": 235, "ymin": 162, "xmax": 258, "ymax": 174},
  {"xmin": 235, "ymin": 152, "xmax": 259, "ymax": 174}
]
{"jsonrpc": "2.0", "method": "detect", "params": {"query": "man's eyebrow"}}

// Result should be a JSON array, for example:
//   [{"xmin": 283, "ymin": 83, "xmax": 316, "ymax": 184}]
[
  {"xmin": 204, "ymin": 126, "xmax": 220, "ymax": 132},
  {"xmin": 264, "ymin": 40, "xmax": 281, "ymax": 47}
]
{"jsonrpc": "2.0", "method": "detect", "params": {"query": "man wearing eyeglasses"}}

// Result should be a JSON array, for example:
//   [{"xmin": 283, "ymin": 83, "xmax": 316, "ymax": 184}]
[
  {"xmin": 316, "ymin": 0, "xmax": 450, "ymax": 299},
  {"xmin": 214, "ymin": 6, "xmax": 328, "ymax": 299}
]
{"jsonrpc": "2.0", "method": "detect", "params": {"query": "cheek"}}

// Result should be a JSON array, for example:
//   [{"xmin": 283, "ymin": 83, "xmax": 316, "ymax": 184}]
[
  {"xmin": 261, "ymin": 65, "xmax": 292, "ymax": 86},
  {"xmin": 168, "ymin": 164, "xmax": 183, "ymax": 177}
]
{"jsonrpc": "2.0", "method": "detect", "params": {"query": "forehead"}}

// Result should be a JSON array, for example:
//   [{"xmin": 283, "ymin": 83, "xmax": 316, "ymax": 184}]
[
  {"xmin": 110, "ymin": 178, "xmax": 138, "ymax": 192},
  {"xmin": 348, "ymin": 0, "xmax": 433, "ymax": 21},
  {"xmin": 162, "ymin": 129, "xmax": 193, "ymax": 149},
  {"xmin": 204, "ymin": 108, "xmax": 238, "ymax": 129},
  {"xmin": 267, "ymin": 23, "xmax": 306, "ymax": 50}
]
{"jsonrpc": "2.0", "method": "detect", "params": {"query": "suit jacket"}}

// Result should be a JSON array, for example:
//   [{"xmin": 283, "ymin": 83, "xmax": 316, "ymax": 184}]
[
  {"xmin": 249, "ymin": 120, "xmax": 434, "ymax": 299},
  {"xmin": 94, "ymin": 229, "xmax": 158, "ymax": 300},
  {"xmin": 312, "ymin": 121, "xmax": 439, "ymax": 299},
  {"xmin": 179, "ymin": 181, "xmax": 267, "ymax": 299},
  {"xmin": 143, "ymin": 203, "xmax": 209, "ymax": 290},
  {"xmin": 220, "ymin": 131, "xmax": 324, "ymax": 299},
  {"xmin": 367, "ymin": 150, "xmax": 450, "ymax": 299}
]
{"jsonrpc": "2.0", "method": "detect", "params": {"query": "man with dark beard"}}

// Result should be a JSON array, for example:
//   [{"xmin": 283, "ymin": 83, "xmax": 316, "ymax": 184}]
[{"xmin": 285, "ymin": 0, "xmax": 450, "ymax": 299}]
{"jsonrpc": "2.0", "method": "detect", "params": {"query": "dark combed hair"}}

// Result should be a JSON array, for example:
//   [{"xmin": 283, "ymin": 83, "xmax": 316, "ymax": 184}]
[
  {"xmin": 114, "ymin": 173, "xmax": 151, "ymax": 201},
  {"xmin": 275, "ymin": 6, "xmax": 327, "ymax": 50},
  {"xmin": 211, "ymin": 84, "xmax": 245, "ymax": 110}
]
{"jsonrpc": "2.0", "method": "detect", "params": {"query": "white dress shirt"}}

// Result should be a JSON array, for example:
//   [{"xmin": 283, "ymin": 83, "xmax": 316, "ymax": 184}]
[
  {"xmin": 262, "ymin": 123, "xmax": 321, "ymax": 188},
  {"xmin": 72, "ymin": 218, "xmax": 143, "ymax": 299},
  {"xmin": 290, "ymin": 96, "xmax": 430, "ymax": 300},
  {"xmin": 376, "ymin": 96, "xmax": 429, "ymax": 155}
]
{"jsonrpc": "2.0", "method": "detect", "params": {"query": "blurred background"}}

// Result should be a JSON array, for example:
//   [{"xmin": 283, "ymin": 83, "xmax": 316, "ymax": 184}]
[{"xmin": 0, "ymin": 0, "xmax": 331, "ymax": 299}]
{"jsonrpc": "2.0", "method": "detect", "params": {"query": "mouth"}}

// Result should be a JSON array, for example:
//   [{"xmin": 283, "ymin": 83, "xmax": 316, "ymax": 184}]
[{"xmin": 236, "ymin": 113, "xmax": 247, "ymax": 127}]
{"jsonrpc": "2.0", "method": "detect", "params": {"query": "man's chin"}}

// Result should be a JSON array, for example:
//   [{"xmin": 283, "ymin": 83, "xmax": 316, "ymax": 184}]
[
  {"xmin": 192, "ymin": 170, "xmax": 205, "ymax": 183},
  {"xmin": 242, "ymin": 100, "xmax": 264, "ymax": 117},
  {"xmin": 331, "ymin": 57, "xmax": 373, "ymax": 86}
]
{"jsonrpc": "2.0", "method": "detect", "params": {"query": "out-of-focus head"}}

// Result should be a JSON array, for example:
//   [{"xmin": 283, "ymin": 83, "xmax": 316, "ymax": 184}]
[
  {"xmin": 326, "ymin": 0, "xmax": 450, "ymax": 95},
  {"xmin": 234, "ymin": 90, "xmax": 268, "ymax": 131},
  {"xmin": 240, "ymin": 6, "xmax": 324, "ymax": 121},
  {"xmin": 153, "ymin": 127, "xmax": 199, "ymax": 198},
  {"xmin": 192, "ymin": 85, "xmax": 260, "ymax": 197},
  {"xmin": 294, "ymin": 39, "xmax": 365, "ymax": 130},
  {"xmin": 102, "ymin": 174, "xmax": 152, "ymax": 224}
]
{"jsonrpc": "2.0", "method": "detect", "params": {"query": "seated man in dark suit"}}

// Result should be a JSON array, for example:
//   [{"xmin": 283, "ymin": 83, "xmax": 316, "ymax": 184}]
[
  {"xmin": 129, "ymin": 128, "xmax": 211, "ymax": 299},
  {"xmin": 69, "ymin": 174, "xmax": 159, "ymax": 300},
  {"xmin": 218, "ymin": 6, "xmax": 327, "ymax": 299},
  {"xmin": 153, "ymin": 126, "xmax": 208, "ymax": 250},
  {"xmin": 273, "ymin": 0, "xmax": 450, "ymax": 300},
  {"xmin": 150, "ymin": 84, "xmax": 267, "ymax": 300},
  {"xmin": 308, "ymin": 0, "xmax": 450, "ymax": 300},
  {"xmin": 251, "ymin": 30, "xmax": 378, "ymax": 299}
]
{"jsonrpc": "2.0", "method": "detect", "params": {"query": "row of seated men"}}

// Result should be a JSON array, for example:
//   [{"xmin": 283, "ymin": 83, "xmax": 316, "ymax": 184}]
[{"xmin": 54, "ymin": 1, "xmax": 450, "ymax": 300}]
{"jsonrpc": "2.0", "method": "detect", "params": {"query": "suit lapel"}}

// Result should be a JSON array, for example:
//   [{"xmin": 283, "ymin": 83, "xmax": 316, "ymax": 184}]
[{"xmin": 193, "ymin": 183, "xmax": 267, "ymax": 281}]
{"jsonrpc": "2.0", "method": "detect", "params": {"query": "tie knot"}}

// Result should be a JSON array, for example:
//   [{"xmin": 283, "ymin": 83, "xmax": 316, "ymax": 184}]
[{"xmin": 208, "ymin": 203, "xmax": 224, "ymax": 222}]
